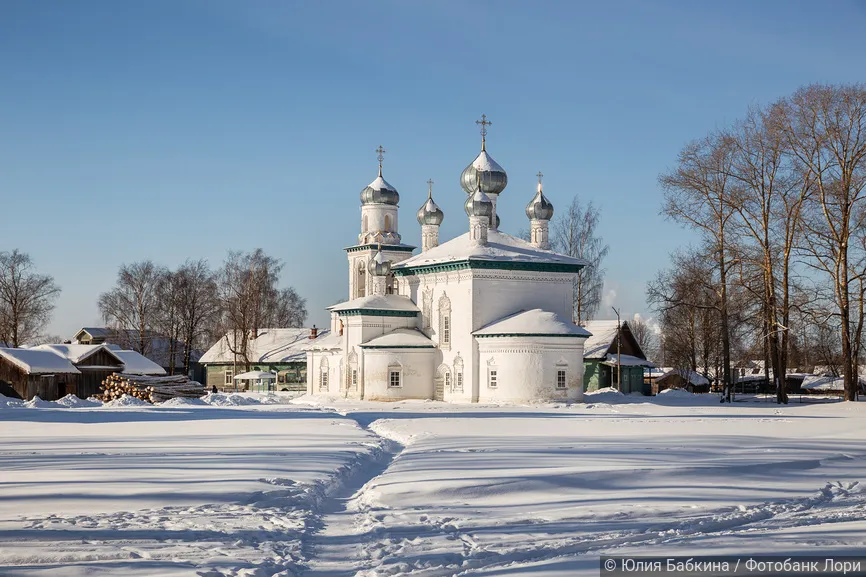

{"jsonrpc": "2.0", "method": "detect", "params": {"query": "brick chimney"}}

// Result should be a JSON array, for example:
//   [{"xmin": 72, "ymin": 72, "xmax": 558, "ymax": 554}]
[{"xmin": 309, "ymin": 325, "xmax": 318, "ymax": 339}]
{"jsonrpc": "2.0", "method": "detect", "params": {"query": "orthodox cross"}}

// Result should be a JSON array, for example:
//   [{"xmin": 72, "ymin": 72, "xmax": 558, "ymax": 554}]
[
  {"xmin": 475, "ymin": 114, "xmax": 492, "ymax": 151},
  {"xmin": 537, "ymin": 171, "xmax": 544, "ymax": 184},
  {"xmin": 376, "ymin": 145, "xmax": 386, "ymax": 176},
  {"xmin": 427, "ymin": 178, "xmax": 434, "ymax": 197}
]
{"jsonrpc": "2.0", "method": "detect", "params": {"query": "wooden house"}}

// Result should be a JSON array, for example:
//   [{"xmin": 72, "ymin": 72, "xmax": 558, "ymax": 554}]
[
  {"xmin": 582, "ymin": 320, "xmax": 654, "ymax": 395},
  {"xmin": 200, "ymin": 328, "xmax": 329, "ymax": 392},
  {"xmin": 0, "ymin": 347, "xmax": 81, "ymax": 400},
  {"xmin": 32, "ymin": 344, "xmax": 125, "ymax": 399},
  {"xmin": 653, "ymin": 369, "xmax": 711, "ymax": 394},
  {"xmin": 72, "ymin": 327, "xmax": 203, "ymax": 378}
]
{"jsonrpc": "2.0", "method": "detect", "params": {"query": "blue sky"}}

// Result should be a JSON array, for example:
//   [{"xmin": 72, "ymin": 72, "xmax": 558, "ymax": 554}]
[{"xmin": 2, "ymin": 0, "xmax": 865, "ymax": 338}]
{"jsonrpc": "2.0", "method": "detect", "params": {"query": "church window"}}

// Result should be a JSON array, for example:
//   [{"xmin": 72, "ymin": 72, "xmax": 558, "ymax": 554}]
[
  {"xmin": 556, "ymin": 369, "xmax": 567, "ymax": 389},
  {"xmin": 444, "ymin": 371, "xmax": 452, "ymax": 391},
  {"xmin": 389, "ymin": 366, "xmax": 402, "ymax": 388},
  {"xmin": 384, "ymin": 214, "xmax": 392, "ymax": 231},
  {"xmin": 319, "ymin": 358, "xmax": 329, "ymax": 391},
  {"xmin": 357, "ymin": 262, "xmax": 366, "ymax": 298},
  {"xmin": 352, "ymin": 369, "xmax": 358, "ymax": 389},
  {"xmin": 362, "ymin": 214, "xmax": 368, "ymax": 232},
  {"xmin": 456, "ymin": 372, "xmax": 463, "ymax": 392},
  {"xmin": 439, "ymin": 294, "xmax": 452, "ymax": 350},
  {"xmin": 488, "ymin": 369, "xmax": 498, "ymax": 388},
  {"xmin": 386, "ymin": 272, "xmax": 395, "ymax": 294},
  {"xmin": 453, "ymin": 353, "xmax": 464, "ymax": 392}
]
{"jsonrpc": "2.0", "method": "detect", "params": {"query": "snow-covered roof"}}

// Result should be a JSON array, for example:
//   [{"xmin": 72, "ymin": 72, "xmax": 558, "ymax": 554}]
[
  {"xmin": 111, "ymin": 350, "xmax": 168, "ymax": 376},
  {"xmin": 581, "ymin": 320, "xmax": 621, "ymax": 359},
  {"xmin": 32, "ymin": 344, "xmax": 122, "ymax": 365},
  {"xmin": 474, "ymin": 309, "xmax": 591, "ymax": 337},
  {"xmin": 656, "ymin": 369, "xmax": 710, "ymax": 387},
  {"xmin": 471, "ymin": 150, "xmax": 505, "ymax": 173},
  {"xmin": 393, "ymin": 230, "xmax": 586, "ymax": 271},
  {"xmin": 303, "ymin": 333, "xmax": 344, "ymax": 352},
  {"xmin": 365, "ymin": 175, "xmax": 397, "ymax": 192},
  {"xmin": 0, "ymin": 348, "xmax": 81, "ymax": 374},
  {"xmin": 801, "ymin": 374, "xmax": 866, "ymax": 391},
  {"xmin": 234, "ymin": 370, "xmax": 276, "ymax": 380},
  {"xmin": 200, "ymin": 328, "xmax": 329, "ymax": 364},
  {"xmin": 602, "ymin": 353, "xmax": 655, "ymax": 367},
  {"xmin": 329, "ymin": 294, "xmax": 419, "ymax": 313},
  {"xmin": 360, "ymin": 328, "xmax": 436, "ymax": 348},
  {"xmin": 75, "ymin": 327, "xmax": 112, "ymax": 339},
  {"xmin": 71, "ymin": 327, "xmax": 203, "ymax": 367}
]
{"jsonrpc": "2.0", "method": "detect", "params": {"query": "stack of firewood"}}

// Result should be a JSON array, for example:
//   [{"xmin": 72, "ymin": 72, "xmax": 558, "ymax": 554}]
[{"xmin": 100, "ymin": 374, "xmax": 206, "ymax": 404}]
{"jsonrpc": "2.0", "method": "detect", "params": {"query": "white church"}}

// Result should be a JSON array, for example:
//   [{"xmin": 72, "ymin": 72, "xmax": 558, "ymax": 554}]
[{"xmin": 306, "ymin": 117, "xmax": 591, "ymax": 403}]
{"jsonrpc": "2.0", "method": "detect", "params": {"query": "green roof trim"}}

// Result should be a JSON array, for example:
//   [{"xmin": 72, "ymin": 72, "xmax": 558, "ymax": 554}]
[
  {"xmin": 393, "ymin": 259, "xmax": 584, "ymax": 276},
  {"xmin": 338, "ymin": 309, "xmax": 418, "ymax": 317},
  {"xmin": 345, "ymin": 244, "xmax": 416, "ymax": 254},
  {"xmin": 359, "ymin": 344, "xmax": 437, "ymax": 349},
  {"xmin": 475, "ymin": 333, "xmax": 589, "ymax": 339}
]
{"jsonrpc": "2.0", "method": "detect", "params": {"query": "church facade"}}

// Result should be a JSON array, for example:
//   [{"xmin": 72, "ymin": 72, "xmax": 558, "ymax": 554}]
[{"xmin": 306, "ymin": 119, "xmax": 591, "ymax": 403}]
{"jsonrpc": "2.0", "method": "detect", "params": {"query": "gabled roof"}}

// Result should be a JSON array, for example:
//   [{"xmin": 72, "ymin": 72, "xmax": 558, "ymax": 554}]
[
  {"xmin": 656, "ymin": 369, "xmax": 709, "ymax": 386},
  {"xmin": 393, "ymin": 230, "xmax": 586, "ymax": 273},
  {"xmin": 474, "ymin": 309, "xmax": 591, "ymax": 338},
  {"xmin": 74, "ymin": 327, "xmax": 112, "ymax": 340},
  {"xmin": 111, "ymin": 350, "xmax": 168, "ymax": 376},
  {"xmin": 200, "ymin": 328, "xmax": 330, "ymax": 364},
  {"xmin": 71, "ymin": 327, "xmax": 203, "ymax": 367},
  {"xmin": 33, "ymin": 344, "xmax": 123, "ymax": 366},
  {"xmin": 360, "ymin": 328, "xmax": 436, "ymax": 348},
  {"xmin": 328, "ymin": 294, "xmax": 419, "ymax": 315},
  {"xmin": 0, "ymin": 348, "xmax": 81, "ymax": 374},
  {"xmin": 582, "ymin": 320, "xmax": 648, "ymax": 361}
]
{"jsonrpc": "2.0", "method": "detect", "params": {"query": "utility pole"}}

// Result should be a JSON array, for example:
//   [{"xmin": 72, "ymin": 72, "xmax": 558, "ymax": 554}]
[{"xmin": 612, "ymin": 307, "xmax": 621, "ymax": 391}]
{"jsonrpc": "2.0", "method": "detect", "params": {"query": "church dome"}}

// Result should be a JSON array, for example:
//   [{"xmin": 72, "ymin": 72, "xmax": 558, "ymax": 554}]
[
  {"xmin": 526, "ymin": 180, "xmax": 554, "ymax": 221},
  {"xmin": 460, "ymin": 150, "xmax": 508, "ymax": 196},
  {"xmin": 368, "ymin": 248, "xmax": 391, "ymax": 277},
  {"xmin": 464, "ymin": 187, "xmax": 494, "ymax": 218},
  {"xmin": 416, "ymin": 181, "xmax": 444, "ymax": 226},
  {"xmin": 360, "ymin": 175, "xmax": 400, "ymax": 205}
]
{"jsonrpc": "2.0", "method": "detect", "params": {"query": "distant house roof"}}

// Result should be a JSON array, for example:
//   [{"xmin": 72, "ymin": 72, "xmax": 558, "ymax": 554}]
[
  {"xmin": 71, "ymin": 327, "xmax": 203, "ymax": 368},
  {"xmin": 32, "ymin": 344, "xmax": 123, "ymax": 366},
  {"xmin": 360, "ymin": 328, "xmax": 436, "ymax": 348},
  {"xmin": 200, "ymin": 328, "xmax": 330, "ymax": 364},
  {"xmin": 656, "ymin": 369, "xmax": 710, "ymax": 387},
  {"xmin": 474, "ymin": 309, "xmax": 591, "ymax": 338},
  {"xmin": 582, "ymin": 320, "xmax": 648, "ymax": 362},
  {"xmin": 801, "ymin": 374, "xmax": 866, "ymax": 391},
  {"xmin": 0, "ymin": 347, "xmax": 81, "ymax": 374}
]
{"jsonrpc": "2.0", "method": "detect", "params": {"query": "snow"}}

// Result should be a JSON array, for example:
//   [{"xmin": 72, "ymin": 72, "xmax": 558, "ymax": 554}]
[
  {"xmin": 328, "ymin": 293, "xmax": 419, "ymax": 313},
  {"xmin": 233, "ymin": 370, "xmax": 277, "ymax": 380},
  {"xmin": 581, "ymin": 320, "xmax": 620, "ymax": 358},
  {"xmin": 393, "ymin": 229, "xmax": 587, "ymax": 270},
  {"xmin": 23, "ymin": 396, "xmax": 62, "ymax": 409},
  {"xmin": 802, "ymin": 374, "xmax": 866, "ymax": 391},
  {"xmin": 32, "ymin": 343, "xmax": 121, "ymax": 365},
  {"xmin": 55, "ymin": 394, "xmax": 103, "ymax": 408},
  {"xmin": 360, "ymin": 328, "xmax": 435, "ymax": 348},
  {"xmin": 657, "ymin": 368, "xmax": 711, "ymax": 386},
  {"xmin": 470, "ymin": 149, "xmax": 506, "ymax": 174},
  {"xmin": 365, "ymin": 175, "xmax": 397, "ymax": 192},
  {"xmin": 602, "ymin": 352, "xmax": 655, "ymax": 366},
  {"xmin": 474, "ymin": 309, "xmax": 591, "ymax": 337},
  {"xmin": 1, "ymin": 395, "xmax": 865, "ymax": 575},
  {"xmin": 199, "ymin": 327, "xmax": 328, "ymax": 364},
  {"xmin": 102, "ymin": 394, "xmax": 151, "ymax": 407},
  {"xmin": 157, "ymin": 396, "xmax": 208, "ymax": 407},
  {"xmin": 110, "ymin": 350, "xmax": 167, "ymax": 375},
  {"xmin": 0, "ymin": 347, "xmax": 81, "ymax": 374},
  {"xmin": 0, "ymin": 394, "xmax": 24, "ymax": 408}
]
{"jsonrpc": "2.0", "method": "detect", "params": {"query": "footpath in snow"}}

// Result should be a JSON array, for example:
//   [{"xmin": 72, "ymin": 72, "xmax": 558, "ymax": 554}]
[{"xmin": 0, "ymin": 390, "xmax": 864, "ymax": 576}]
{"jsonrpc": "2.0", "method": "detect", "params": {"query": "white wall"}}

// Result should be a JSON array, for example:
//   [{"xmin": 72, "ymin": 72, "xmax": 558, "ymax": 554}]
[
  {"xmin": 476, "ymin": 336, "xmax": 585, "ymax": 403},
  {"xmin": 361, "ymin": 348, "xmax": 436, "ymax": 401}
]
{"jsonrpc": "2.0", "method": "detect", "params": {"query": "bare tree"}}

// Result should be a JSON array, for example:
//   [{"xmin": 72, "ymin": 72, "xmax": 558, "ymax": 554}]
[
  {"xmin": 660, "ymin": 133, "xmax": 738, "ymax": 397},
  {"xmin": 551, "ymin": 197, "xmax": 609, "ymax": 324},
  {"xmin": 154, "ymin": 270, "xmax": 183, "ymax": 374},
  {"xmin": 0, "ymin": 250, "xmax": 61, "ymax": 347},
  {"xmin": 174, "ymin": 260, "xmax": 220, "ymax": 376},
  {"xmin": 216, "ymin": 249, "xmax": 307, "ymax": 371},
  {"xmin": 98, "ymin": 261, "xmax": 166, "ymax": 355},
  {"xmin": 629, "ymin": 315, "xmax": 658, "ymax": 361},
  {"xmin": 775, "ymin": 84, "xmax": 866, "ymax": 401}
]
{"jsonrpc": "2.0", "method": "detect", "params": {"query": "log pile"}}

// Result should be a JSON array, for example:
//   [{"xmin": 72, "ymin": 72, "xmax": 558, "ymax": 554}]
[{"xmin": 100, "ymin": 374, "xmax": 206, "ymax": 404}]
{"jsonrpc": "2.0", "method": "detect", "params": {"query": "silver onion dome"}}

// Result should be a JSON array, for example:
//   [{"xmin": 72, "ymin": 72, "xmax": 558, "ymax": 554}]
[
  {"xmin": 416, "ymin": 180, "xmax": 444, "ymax": 226},
  {"xmin": 526, "ymin": 181, "xmax": 554, "ymax": 221},
  {"xmin": 368, "ymin": 248, "xmax": 391, "ymax": 277},
  {"xmin": 460, "ymin": 150, "xmax": 508, "ymax": 196},
  {"xmin": 464, "ymin": 187, "xmax": 494, "ymax": 218},
  {"xmin": 360, "ymin": 174, "xmax": 400, "ymax": 205}
]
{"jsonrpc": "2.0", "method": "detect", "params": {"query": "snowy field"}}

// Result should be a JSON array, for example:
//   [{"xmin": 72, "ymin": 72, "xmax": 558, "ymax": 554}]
[{"xmin": 0, "ymin": 391, "xmax": 864, "ymax": 576}]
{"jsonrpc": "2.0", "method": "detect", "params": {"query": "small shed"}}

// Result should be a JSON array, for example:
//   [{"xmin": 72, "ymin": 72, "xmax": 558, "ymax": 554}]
[
  {"xmin": 582, "ymin": 320, "xmax": 654, "ymax": 395},
  {"xmin": 33, "ymin": 344, "xmax": 125, "ymax": 399},
  {"xmin": 233, "ymin": 370, "xmax": 277, "ymax": 392},
  {"xmin": 655, "ymin": 369, "xmax": 711, "ymax": 394},
  {"xmin": 0, "ymin": 347, "xmax": 81, "ymax": 400}
]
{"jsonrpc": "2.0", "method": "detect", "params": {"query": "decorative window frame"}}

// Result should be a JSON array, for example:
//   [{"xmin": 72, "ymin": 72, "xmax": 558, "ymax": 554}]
[
  {"xmin": 438, "ymin": 293, "xmax": 452, "ymax": 350},
  {"xmin": 556, "ymin": 364, "xmax": 567, "ymax": 389},
  {"xmin": 488, "ymin": 368, "xmax": 498, "ymax": 388},
  {"xmin": 453, "ymin": 353, "xmax": 464, "ymax": 393},
  {"xmin": 319, "ymin": 358, "xmax": 330, "ymax": 391}
]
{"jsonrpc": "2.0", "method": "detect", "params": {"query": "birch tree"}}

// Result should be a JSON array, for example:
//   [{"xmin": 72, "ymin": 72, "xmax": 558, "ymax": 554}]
[
  {"xmin": 0, "ymin": 250, "xmax": 60, "ymax": 347},
  {"xmin": 98, "ymin": 261, "xmax": 166, "ymax": 355}
]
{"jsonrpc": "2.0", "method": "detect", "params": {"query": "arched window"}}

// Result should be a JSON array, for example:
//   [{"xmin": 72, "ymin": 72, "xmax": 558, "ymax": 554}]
[
  {"xmin": 386, "ymin": 272, "xmax": 395, "ymax": 294},
  {"xmin": 357, "ymin": 260, "xmax": 366, "ymax": 298},
  {"xmin": 435, "ymin": 364, "xmax": 452, "ymax": 400},
  {"xmin": 453, "ymin": 353, "xmax": 464, "ymax": 393},
  {"xmin": 384, "ymin": 214, "xmax": 392, "ymax": 231},
  {"xmin": 556, "ymin": 362, "xmax": 568, "ymax": 390},
  {"xmin": 362, "ymin": 214, "xmax": 368, "ymax": 233},
  {"xmin": 319, "ymin": 357, "xmax": 330, "ymax": 391},
  {"xmin": 438, "ymin": 293, "xmax": 452, "ymax": 350},
  {"xmin": 388, "ymin": 362, "xmax": 403, "ymax": 388},
  {"xmin": 348, "ymin": 349, "xmax": 359, "ymax": 392}
]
